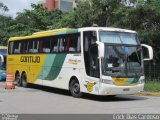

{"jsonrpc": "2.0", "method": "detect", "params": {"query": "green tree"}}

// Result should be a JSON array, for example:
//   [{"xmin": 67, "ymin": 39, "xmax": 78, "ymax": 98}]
[
  {"xmin": 111, "ymin": 0, "xmax": 160, "ymax": 62},
  {"xmin": 0, "ymin": 2, "xmax": 9, "ymax": 13},
  {"xmin": 50, "ymin": 0, "xmax": 122, "ymax": 28},
  {"xmin": 9, "ymin": 4, "xmax": 63, "ymax": 36},
  {"xmin": 0, "ymin": 2, "xmax": 10, "ymax": 45}
]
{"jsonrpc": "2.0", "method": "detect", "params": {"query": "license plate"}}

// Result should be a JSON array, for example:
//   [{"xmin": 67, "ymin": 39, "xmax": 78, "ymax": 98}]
[{"xmin": 123, "ymin": 88, "xmax": 130, "ymax": 91}]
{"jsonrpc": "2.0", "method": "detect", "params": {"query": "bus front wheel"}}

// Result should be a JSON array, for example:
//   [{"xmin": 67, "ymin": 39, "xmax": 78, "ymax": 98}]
[
  {"xmin": 70, "ymin": 80, "xmax": 82, "ymax": 98},
  {"xmin": 21, "ymin": 73, "xmax": 28, "ymax": 88}
]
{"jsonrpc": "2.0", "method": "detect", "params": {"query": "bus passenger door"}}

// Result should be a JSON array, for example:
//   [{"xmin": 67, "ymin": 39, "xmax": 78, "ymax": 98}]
[{"xmin": 83, "ymin": 31, "xmax": 100, "ymax": 94}]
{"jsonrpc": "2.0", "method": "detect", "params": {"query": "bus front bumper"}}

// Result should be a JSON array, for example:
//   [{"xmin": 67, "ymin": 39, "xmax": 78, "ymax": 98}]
[{"xmin": 99, "ymin": 83, "xmax": 144, "ymax": 95}]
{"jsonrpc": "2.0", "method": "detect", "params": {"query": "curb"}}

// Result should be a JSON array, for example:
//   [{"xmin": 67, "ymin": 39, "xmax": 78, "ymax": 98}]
[{"xmin": 136, "ymin": 92, "xmax": 160, "ymax": 97}]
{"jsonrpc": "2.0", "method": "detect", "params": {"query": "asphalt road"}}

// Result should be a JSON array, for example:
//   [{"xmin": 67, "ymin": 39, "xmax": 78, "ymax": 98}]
[{"xmin": 0, "ymin": 82, "xmax": 160, "ymax": 114}]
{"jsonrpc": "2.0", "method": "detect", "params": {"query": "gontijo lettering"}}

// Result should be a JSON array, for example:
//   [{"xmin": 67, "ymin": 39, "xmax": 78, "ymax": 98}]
[{"xmin": 20, "ymin": 56, "xmax": 40, "ymax": 63}]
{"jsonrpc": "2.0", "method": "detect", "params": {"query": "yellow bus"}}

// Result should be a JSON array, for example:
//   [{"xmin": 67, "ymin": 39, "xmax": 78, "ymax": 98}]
[{"xmin": 7, "ymin": 27, "xmax": 153, "ymax": 97}]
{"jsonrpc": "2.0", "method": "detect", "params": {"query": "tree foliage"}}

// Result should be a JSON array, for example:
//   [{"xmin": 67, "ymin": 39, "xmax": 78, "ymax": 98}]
[
  {"xmin": 0, "ymin": 3, "xmax": 63, "ymax": 45},
  {"xmin": 0, "ymin": 2, "xmax": 9, "ymax": 13}
]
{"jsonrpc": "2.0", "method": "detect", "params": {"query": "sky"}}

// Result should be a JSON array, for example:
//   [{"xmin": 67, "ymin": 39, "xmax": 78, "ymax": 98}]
[{"xmin": 0, "ymin": 0, "xmax": 44, "ymax": 18}]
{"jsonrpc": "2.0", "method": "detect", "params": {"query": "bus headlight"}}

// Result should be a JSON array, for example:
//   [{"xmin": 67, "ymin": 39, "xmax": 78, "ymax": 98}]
[{"xmin": 101, "ymin": 79, "xmax": 114, "ymax": 85}]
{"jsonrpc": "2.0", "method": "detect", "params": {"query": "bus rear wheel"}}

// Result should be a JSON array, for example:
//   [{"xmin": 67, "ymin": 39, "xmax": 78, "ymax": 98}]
[
  {"xmin": 15, "ymin": 73, "xmax": 21, "ymax": 86},
  {"xmin": 21, "ymin": 73, "xmax": 28, "ymax": 88},
  {"xmin": 70, "ymin": 80, "xmax": 82, "ymax": 98}
]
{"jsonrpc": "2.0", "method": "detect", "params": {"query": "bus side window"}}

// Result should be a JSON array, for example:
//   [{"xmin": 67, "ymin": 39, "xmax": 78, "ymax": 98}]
[
  {"xmin": 69, "ymin": 33, "xmax": 81, "ymax": 53},
  {"xmin": 42, "ymin": 38, "xmax": 50, "ymax": 53},
  {"xmin": 77, "ymin": 37, "xmax": 81, "ymax": 52},
  {"xmin": 33, "ymin": 40, "xmax": 39, "ymax": 53},
  {"xmin": 9, "ymin": 42, "xmax": 14, "ymax": 54},
  {"xmin": 39, "ymin": 39, "xmax": 43, "ymax": 53},
  {"xmin": 13, "ymin": 41, "xmax": 21, "ymax": 54},
  {"xmin": 21, "ymin": 41, "xmax": 28, "ymax": 54},
  {"xmin": 59, "ymin": 37, "xmax": 67, "ymax": 53},
  {"xmin": 51, "ymin": 37, "xmax": 59, "ymax": 53},
  {"xmin": 69, "ymin": 37, "xmax": 76, "ymax": 52},
  {"xmin": 28, "ymin": 40, "xmax": 33, "ymax": 53},
  {"xmin": 28, "ymin": 39, "xmax": 39, "ymax": 53}
]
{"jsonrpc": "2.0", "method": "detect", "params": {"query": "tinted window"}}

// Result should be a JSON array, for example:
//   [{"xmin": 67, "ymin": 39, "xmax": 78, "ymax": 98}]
[
  {"xmin": 8, "ymin": 32, "xmax": 81, "ymax": 54},
  {"xmin": 13, "ymin": 41, "xmax": 21, "ymax": 54},
  {"xmin": 100, "ymin": 31, "xmax": 138, "ymax": 45},
  {"xmin": 21, "ymin": 41, "xmax": 28, "ymax": 54}
]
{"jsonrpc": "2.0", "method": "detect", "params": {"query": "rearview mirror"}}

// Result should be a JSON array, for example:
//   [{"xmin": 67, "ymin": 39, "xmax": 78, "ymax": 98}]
[
  {"xmin": 141, "ymin": 44, "xmax": 153, "ymax": 61},
  {"xmin": 96, "ymin": 41, "xmax": 104, "ymax": 58}
]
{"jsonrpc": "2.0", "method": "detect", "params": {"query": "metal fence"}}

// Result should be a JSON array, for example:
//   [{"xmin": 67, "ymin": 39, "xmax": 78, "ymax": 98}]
[{"xmin": 144, "ymin": 61, "xmax": 160, "ymax": 81}]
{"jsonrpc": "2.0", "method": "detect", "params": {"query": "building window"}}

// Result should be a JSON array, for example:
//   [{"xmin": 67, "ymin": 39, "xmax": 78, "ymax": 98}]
[{"xmin": 60, "ymin": 0, "xmax": 73, "ymax": 11}]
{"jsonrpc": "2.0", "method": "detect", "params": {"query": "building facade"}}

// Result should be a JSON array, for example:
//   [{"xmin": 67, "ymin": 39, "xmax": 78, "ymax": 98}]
[{"xmin": 41, "ymin": 0, "xmax": 77, "ymax": 11}]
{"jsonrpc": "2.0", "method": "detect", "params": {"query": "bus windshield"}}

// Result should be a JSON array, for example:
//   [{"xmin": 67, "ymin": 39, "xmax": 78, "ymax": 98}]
[
  {"xmin": 100, "ymin": 31, "xmax": 139, "ymax": 45},
  {"xmin": 99, "ymin": 31, "xmax": 143, "ymax": 77}
]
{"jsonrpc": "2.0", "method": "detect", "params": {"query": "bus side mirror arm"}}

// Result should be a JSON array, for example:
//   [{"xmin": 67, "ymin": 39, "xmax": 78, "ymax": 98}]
[
  {"xmin": 141, "ymin": 44, "xmax": 153, "ymax": 61},
  {"xmin": 96, "ymin": 41, "xmax": 105, "ymax": 58}
]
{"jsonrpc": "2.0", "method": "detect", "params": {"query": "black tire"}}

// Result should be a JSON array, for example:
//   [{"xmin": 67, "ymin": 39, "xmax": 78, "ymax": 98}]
[
  {"xmin": 15, "ymin": 73, "xmax": 21, "ymax": 86},
  {"xmin": 108, "ymin": 95, "xmax": 116, "ymax": 98},
  {"xmin": 21, "ymin": 73, "xmax": 28, "ymax": 88},
  {"xmin": 70, "ymin": 80, "xmax": 82, "ymax": 98}
]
